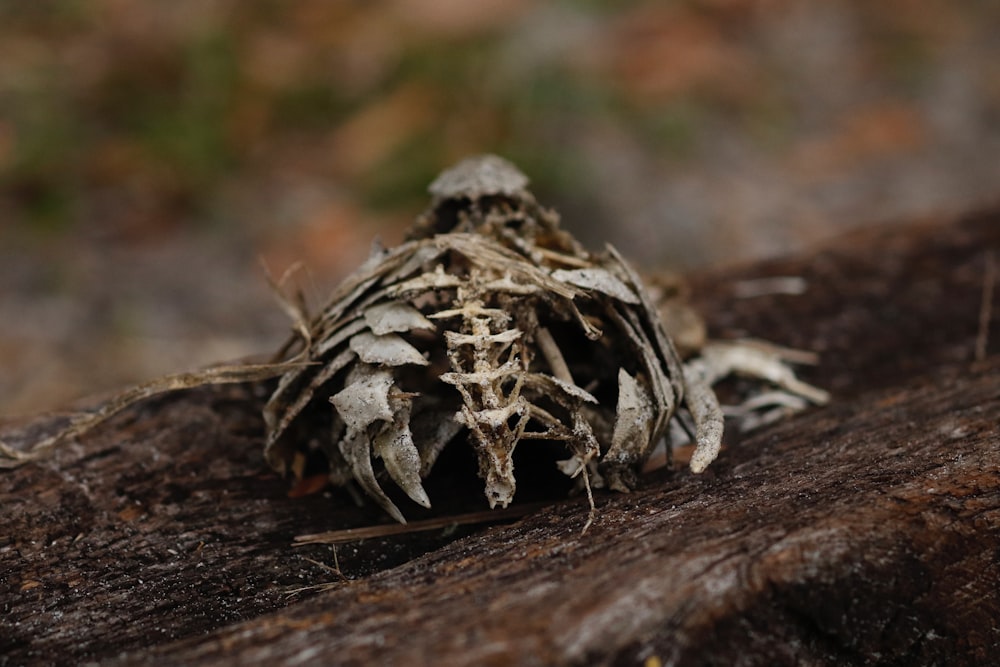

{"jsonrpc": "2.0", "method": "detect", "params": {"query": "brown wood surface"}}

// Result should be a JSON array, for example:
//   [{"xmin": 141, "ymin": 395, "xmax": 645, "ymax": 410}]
[{"xmin": 2, "ymin": 209, "xmax": 999, "ymax": 666}]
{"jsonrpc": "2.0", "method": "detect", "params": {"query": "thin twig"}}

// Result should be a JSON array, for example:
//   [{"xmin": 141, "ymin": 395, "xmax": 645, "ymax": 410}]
[
  {"xmin": 579, "ymin": 465, "xmax": 595, "ymax": 535},
  {"xmin": 260, "ymin": 258, "xmax": 314, "ymax": 358},
  {"xmin": 975, "ymin": 250, "xmax": 995, "ymax": 362},
  {"xmin": 292, "ymin": 502, "xmax": 554, "ymax": 545},
  {"xmin": 536, "ymin": 326, "xmax": 575, "ymax": 385}
]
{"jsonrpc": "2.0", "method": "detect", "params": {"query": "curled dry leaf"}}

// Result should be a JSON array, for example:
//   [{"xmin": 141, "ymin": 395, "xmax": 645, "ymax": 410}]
[{"xmin": 0, "ymin": 154, "xmax": 829, "ymax": 525}]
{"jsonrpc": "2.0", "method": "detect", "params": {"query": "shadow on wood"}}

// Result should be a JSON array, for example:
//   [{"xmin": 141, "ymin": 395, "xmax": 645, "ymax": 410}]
[{"xmin": 2, "ymin": 208, "xmax": 998, "ymax": 665}]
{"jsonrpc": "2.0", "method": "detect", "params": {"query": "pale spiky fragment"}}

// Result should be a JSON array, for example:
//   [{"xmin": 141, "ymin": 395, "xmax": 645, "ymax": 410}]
[
  {"xmin": 0, "ymin": 154, "xmax": 829, "ymax": 527},
  {"xmin": 436, "ymin": 292, "xmax": 530, "ymax": 509}
]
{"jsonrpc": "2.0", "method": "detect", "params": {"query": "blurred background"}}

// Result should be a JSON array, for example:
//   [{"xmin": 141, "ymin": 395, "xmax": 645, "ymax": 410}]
[{"xmin": 2, "ymin": 0, "xmax": 999, "ymax": 416}]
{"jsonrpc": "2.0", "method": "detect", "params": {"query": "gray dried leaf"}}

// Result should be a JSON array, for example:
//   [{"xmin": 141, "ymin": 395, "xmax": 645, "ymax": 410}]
[
  {"xmin": 372, "ymin": 394, "xmax": 430, "ymax": 509},
  {"xmin": 428, "ymin": 154, "xmax": 530, "ymax": 201},
  {"xmin": 409, "ymin": 407, "xmax": 463, "ymax": 476},
  {"xmin": 551, "ymin": 267, "xmax": 640, "ymax": 304},
  {"xmin": 313, "ymin": 317, "xmax": 368, "ymax": 357},
  {"xmin": 265, "ymin": 347, "xmax": 356, "ymax": 467},
  {"xmin": 604, "ymin": 368, "xmax": 655, "ymax": 491},
  {"xmin": 386, "ymin": 265, "xmax": 464, "ymax": 297},
  {"xmin": 330, "ymin": 368, "xmax": 395, "ymax": 433},
  {"xmin": 363, "ymin": 301, "xmax": 435, "ymax": 335},
  {"xmin": 523, "ymin": 372, "xmax": 599, "ymax": 406},
  {"xmin": 349, "ymin": 332, "xmax": 429, "ymax": 367},
  {"xmin": 339, "ymin": 427, "xmax": 405, "ymax": 523},
  {"xmin": 380, "ymin": 244, "xmax": 448, "ymax": 287}
]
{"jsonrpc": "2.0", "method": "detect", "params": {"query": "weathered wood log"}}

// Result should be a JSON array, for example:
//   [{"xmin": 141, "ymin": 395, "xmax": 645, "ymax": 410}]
[{"xmin": 2, "ymin": 208, "xmax": 998, "ymax": 666}]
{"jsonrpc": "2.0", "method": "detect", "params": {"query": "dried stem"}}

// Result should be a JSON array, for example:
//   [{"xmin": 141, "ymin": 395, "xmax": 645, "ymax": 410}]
[{"xmin": 976, "ymin": 250, "xmax": 995, "ymax": 362}]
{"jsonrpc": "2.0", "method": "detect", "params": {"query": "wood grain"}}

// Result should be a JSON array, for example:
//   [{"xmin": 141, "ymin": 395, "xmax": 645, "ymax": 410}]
[{"xmin": 2, "ymin": 209, "xmax": 998, "ymax": 666}]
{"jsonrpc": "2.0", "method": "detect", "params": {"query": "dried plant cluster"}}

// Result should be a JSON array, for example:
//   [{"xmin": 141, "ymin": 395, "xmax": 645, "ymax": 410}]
[
  {"xmin": 262, "ymin": 155, "xmax": 828, "ymax": 522},
  {"xmin": 1, "ymin": 155, "xmax": 828, "ymax": 524}
]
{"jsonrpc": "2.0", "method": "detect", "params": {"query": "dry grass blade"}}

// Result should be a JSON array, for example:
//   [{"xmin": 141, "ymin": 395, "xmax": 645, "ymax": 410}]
[
  {"xmin": 0, "ymin": 362, "xmax": 303, "ymax": 468},
  {"xmin": 976, "ymin": 250, "xmax": 995, "ymax": 362},
  {"xmin": 262, "ymin": 259, "xmax": 314, "ymax": 357},
  {"xmin": 292, "ymin": 503, "xmax": 553, "ymax": 545},
  {"xmin": 284, "ymin": 555, "xmax": 350, "ymax": 596}
]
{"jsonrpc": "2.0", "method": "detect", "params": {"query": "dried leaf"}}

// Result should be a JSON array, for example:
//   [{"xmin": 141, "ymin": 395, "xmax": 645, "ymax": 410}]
[
  {"xmin": 363, "ymin": 301, "xmax": 435, "ymax": 335},
  {"xmin": 330, "ymin": 368, "xmax": 395, "ymax": 433},
  {"xmin": 348, "ymin": 332, "xmax": 429, "ymax": 367},
  {"xmin": 552, "ymin": 267, "xmax": 640, "ymax": 304},
  {"xmin": 372, "ymin": 394, "xmax": 431, "ymax": 509}
]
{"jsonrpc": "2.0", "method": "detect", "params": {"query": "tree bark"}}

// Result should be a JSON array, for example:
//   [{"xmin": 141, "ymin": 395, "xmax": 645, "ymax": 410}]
[{"xmin": 2, "ymin": 209, "xmax": 998, "ymax": 666}]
